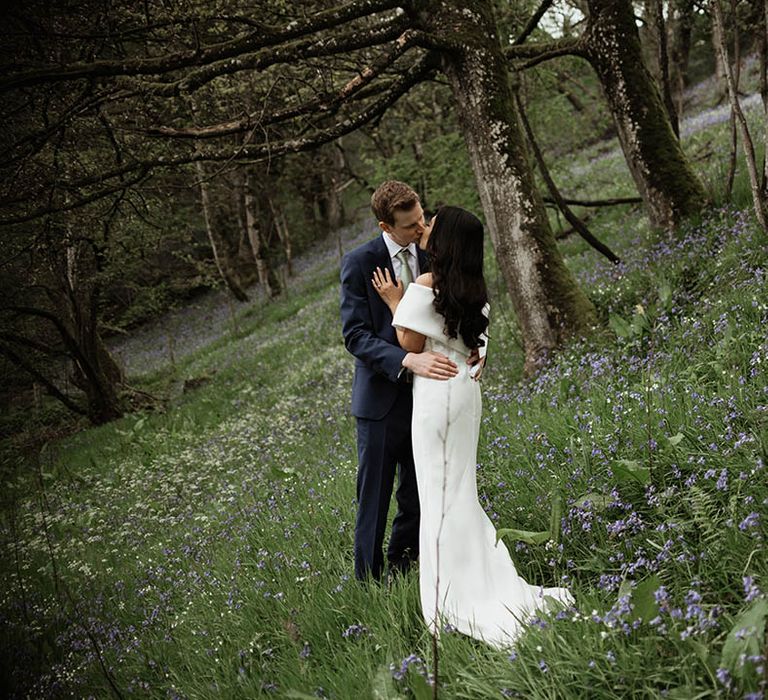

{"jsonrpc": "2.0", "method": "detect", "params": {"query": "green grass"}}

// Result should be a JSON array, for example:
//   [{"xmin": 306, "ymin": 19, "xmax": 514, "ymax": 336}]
[{"xmin": 2, "ymin": 101, "xmax": 768, "ymax": 699}]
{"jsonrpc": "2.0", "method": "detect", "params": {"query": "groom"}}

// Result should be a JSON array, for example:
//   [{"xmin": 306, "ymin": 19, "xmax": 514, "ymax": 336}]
[{"xmin": 340, "ymin": 181, "xmax": 459, "ymax": 582}]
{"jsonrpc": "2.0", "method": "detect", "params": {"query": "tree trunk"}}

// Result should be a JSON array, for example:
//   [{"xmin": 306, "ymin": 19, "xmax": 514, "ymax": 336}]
[
  {"xmin": 724, "ymin": 0, "xmax": 742, "ymax": 197},
  {"xmin": 516, "ymin": 91, "xmax": 621, "ymax": 265},
  {"xmin": 585, "ymin": 0, "xmax": 708, "ymax": 231},
  {"xmin": 421, "ymin": 0, "xmax": 597, "ymax": 374},
  {"xmin": 760, "ymin": 0, "xmax": 768, "ymax": 196},
  {"xmin": 60, "ymin": 239, "xmax": 126, "ymax": 424},
  {"xmin": 712, "ymin": 0, "xmax": 768, "ymax": 232},
  {"xmin": 244, "ymin": 171, "xmax": 281, "ymax": 297},
  {"xmin": 712, "ymin": 12, "xmax": 728, "ymax": 105},
  {"xmin": 669, "ymin": 0, "xmax": 695, "ymax": 120},
  {"xmin": 324, "ymin": 147, "xmax": 345, "ymax": 234},
  {"xmin": 652, "ymin": 0, "xmax": 679, "ymax": 136},
  {"xmin": 194, "ymin": 160, "xmax": 249, "ymax": 301},
  {"xmin": 232, "ymin": 169, "xmax": 258, "ymax": 284},
  {"xmin": 269, "ymin": 196, "xmax": 293, "ymax": 276},
  {"xmin": 554, "ymin": 70, "xmax": 585, "ymax": 112}
]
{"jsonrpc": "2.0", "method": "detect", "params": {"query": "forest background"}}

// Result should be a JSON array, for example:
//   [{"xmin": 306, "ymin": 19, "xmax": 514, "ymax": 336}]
[{"xmin": 1, "ymin": 0, "xmax": 767, "ymax": 698}]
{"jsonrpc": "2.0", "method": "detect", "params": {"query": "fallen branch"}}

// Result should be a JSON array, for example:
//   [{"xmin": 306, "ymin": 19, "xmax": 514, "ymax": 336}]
[{"xmin": 516, "ymin": 91, "xmax": 621, "ymax": 264}]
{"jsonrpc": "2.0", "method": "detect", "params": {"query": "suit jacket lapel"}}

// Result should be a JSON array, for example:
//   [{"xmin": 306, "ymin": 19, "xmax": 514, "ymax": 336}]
[
  {"xmin": 371, "ymin": 234, "xmax": 395, "ymax": 278},
  {"xmin": 372, "ymin": 234, "xmax": 427, "ymax": 278},
  {"xmin": 417, "ymin": 247, "xmax": 428, "ymax": 274}
]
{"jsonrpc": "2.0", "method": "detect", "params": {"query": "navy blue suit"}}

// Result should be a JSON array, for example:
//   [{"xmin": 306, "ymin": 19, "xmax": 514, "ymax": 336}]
[{"xmin": 340, "ymin": 234, "xmax": 427, "ymax": 580}]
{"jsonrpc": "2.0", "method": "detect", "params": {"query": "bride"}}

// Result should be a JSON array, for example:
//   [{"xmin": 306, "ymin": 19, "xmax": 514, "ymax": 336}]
[{"xmin": 371, "ymin": 205, "xmax": 575, "ymax": 649}]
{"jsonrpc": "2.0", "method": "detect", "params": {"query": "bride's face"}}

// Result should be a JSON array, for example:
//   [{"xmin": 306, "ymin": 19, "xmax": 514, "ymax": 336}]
[{"xmin": 418, "ymin": 214, "xmax": 436, "ymax": 250}]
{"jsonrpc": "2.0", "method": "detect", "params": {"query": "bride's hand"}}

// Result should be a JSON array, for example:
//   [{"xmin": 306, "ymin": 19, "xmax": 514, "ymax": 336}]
[{"xmin": 372, "ymin": 267, "xmax": 404, "ymax": 310}]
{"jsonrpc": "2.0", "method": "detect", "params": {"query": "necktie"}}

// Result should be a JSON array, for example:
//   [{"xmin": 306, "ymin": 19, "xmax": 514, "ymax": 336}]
[{"xmin": 395, "ymin": 248, "xmax": 413, "ymax": 290}]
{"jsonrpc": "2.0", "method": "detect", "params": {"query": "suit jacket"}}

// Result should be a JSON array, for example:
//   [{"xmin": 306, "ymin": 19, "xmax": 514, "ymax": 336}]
[{"xmin": 340, "ymin": 234, "xmax": 428, "ymax": 420}]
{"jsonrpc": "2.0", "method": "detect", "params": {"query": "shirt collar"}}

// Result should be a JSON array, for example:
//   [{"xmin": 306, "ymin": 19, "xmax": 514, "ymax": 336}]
[{"xmin": 381, "ymin": 231, "xmax": 417, "ymax": 259}]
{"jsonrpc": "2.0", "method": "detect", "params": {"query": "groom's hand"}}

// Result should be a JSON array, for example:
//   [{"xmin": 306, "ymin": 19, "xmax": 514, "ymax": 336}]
[{"xmin": 403, "ymin": 352, "xmax": 459, "ymax": 380}]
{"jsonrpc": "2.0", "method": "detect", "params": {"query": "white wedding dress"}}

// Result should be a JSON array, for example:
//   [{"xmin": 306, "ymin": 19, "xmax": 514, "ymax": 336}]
[{"xmin": 392, "ymin": 283, "xmax": 575, "ymax": 649}]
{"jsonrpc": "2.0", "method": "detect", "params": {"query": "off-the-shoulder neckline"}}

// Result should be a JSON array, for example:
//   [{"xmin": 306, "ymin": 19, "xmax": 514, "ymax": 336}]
[{"xmin": 410, "ymin": 282, "xmax": 434, "ymax": 290}]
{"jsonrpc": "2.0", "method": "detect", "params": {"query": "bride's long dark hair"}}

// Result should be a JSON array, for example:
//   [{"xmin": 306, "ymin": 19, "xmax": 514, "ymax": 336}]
[{"xmin": 426, "ymin": 206, "xmax": 489, "ymax": 350}]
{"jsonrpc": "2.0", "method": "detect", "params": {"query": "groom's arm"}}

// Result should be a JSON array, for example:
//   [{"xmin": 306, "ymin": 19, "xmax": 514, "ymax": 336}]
[{"xmin": 340, "ymin": 252, "xmax": 407, "ymax": 384}]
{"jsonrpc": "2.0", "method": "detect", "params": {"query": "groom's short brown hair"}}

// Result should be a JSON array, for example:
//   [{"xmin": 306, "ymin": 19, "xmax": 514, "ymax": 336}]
[{"xmin": 371, "ymin": 181, "xmax": 420, "ymax": 225}]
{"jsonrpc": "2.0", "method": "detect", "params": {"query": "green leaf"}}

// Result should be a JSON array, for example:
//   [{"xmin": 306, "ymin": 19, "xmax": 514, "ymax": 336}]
[
  {"xmin": 372, "ymin": 664, "xmax": 405, "ymax": 700},
  {"xmin": 548, "ymin": 491, "xmax": 562, "ymax": 543},
  {"xmin": 630, "ymin": 574, "xmax": 661, "ymax": 623},
  {"xmin": 618, "ymin": 578, "xmax": 633, "ymax": 600},
  {"xmin": 667, "ymin": 432, "xmax": 684, "ymax": 446},
  {"xmin": 496, "ymin": 528, "xmax": 550, "ymax": 545},
  {"xmin": 658, "ymin": 277, "xmax": 672, "ymax": 308},
  {"xmin": 687, "ymin": 639, "xmax": 716, "ymax": 672},
  {"xmin": 409, "ymin": 673, "xmax": 432, "ymax": 700},
  {"xmin": 574, "ymin": 492, "xmax": 614, "ymax": 510},
  {"xmin": 613, "ymin": 459, "xmax": 651, "ymax": 485},
  {"xmin": 631, "ymin": 312, "xmax": 649, "ymax": 336},
  {"xmin": 575, "ymin": 556, "xmax": 608, "ymax": 572},
  {"xmin": 663, "ymin": 687, "xmax": 711, "ymax": 700},
  {"xmin": 609, "ymin": 314, "xmax": 632, "ymax": 338},
  {"xmin": 721, "ymin": 598, "xmax": 768, "ymax": 681}
]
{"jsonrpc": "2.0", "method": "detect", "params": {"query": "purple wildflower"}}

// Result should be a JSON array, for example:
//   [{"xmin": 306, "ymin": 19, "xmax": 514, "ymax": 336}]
[
  {"xmin": 743, "ymin": 576, "xmax": 762, "ymax": 602},
  {"xmin": 341, "ymin": 623, "xmax": 369, "ymax": 639},
  {"xmin": 739, "ymin": 512, "xmax": 760, "ymax": 531}
]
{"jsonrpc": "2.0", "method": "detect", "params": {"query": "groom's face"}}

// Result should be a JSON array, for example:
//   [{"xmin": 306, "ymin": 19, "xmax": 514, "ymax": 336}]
[{"xmin": 381, "ymin": 203, "xmax": 426, "ymax": 247}]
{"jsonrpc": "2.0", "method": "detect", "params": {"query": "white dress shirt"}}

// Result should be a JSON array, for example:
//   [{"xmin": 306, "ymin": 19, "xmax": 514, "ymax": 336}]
[{"xmin": 382, "ymin": 232, "xmax": 419, "ymax": 283}]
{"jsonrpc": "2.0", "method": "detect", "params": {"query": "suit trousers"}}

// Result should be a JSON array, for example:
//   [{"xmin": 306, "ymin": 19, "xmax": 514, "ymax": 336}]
[{"xmin": 354, "ymin": 389, "xmax": 420, "ymax": 580}]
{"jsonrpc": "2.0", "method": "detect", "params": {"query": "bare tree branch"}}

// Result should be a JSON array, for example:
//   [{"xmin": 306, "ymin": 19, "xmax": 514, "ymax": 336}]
[
  {"xmin": 0, "ymin": 0, "xmax": 407, "ymax": 92},
  {"xmin": 543, "ymin": 195, "xmax": 641, "ymax": 206},
  {"xmin": 138, "ymin": 14, "xmax": 411, "ymax": 97},
  {"xmin": 513, "ymin": 0, "xmax": 556, "ymax": 45},
  {"xmin": 141, "ymin": 31, "xmax": 423, "ymax": 139},
  {"xmin": 0, "ymin": 166, "xmax": 151, "ymax": 226},
  {"xmin": 516, "ymin": 91, "xmax": 620, "ymax": 264},
  {"xmin": 0, "ymin": 343, "xmax": 87, "ymax": 416},
  {"xmin": 504, "ymin": 36, "xmax": 586, "ymax": 63},
  {"xmin": 0, "ymin": 332, "xmax": 69, "ymax": 358},
  {"xmin": 0, "ymin": 53, "xmax": 437, "ymax": 223}
]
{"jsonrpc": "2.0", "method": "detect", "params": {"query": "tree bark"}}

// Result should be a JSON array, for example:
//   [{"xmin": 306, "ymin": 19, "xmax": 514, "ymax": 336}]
[
  {"xmin": 760, "ymin": 0, "xmax": 768, "ymax": 196},
  {"xmin": 669, "ymin": 0, "xmax": 695, "ymax": 119},
  {"xmin": 232, "ymin": 169, "xmax": 258, "ymax": 284},
  {"xmin": 585, "ymin": 0, "xmax": 708, "ymax": 231},
  {"xmin": 268, "ymin": 196, "xmax": 293, "ymax": 277},
  {"xmin": 244, "ymin": 171, "xmax": 281, "ymax": 298},
  {"xmin": 712, "ymin": 0, "xmax": 768, "ymax": 232},
  {"xmin": 640, "ymin": 0, "xmax": 662, "ymax": 82},
  {"xmin": 420, "ymin": 0, "xmax": 597, "ymax": 374},
  {"xmin": 194, "ymin": 160, "xmax": 249, "ymax": 301},
  {"xmin": 516, "ymin": 92, "xmax": 621, "ymax": 265},
  {"xmin": 62, "ymin": 240, "xmax": 126, "ymax": 423},
  {"xmin": 652, "ymin": 0, "xmax": 679, "ymax": 136},
  {"xmin": 724, "ymin": 0, "xmax": 741, "ymax": 197}
]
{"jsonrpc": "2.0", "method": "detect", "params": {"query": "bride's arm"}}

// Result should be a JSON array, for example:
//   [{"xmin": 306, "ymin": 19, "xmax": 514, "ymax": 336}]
[{"xmin": 372, "ymin": 268, "xmax": 426, "ymax": 352}]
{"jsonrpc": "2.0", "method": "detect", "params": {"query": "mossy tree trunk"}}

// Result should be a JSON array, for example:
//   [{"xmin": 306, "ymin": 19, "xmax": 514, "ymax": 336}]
[
  {"xmin": 419, "ymin": 0, "xmax": 597, "ymax": 373},
  {"xmin": 760, "ymin": 0, "xmax": 768, "ymax": 197},
  {"xmin": 585, "ymin": 0, "xmax": 708, "ymax": 231},
  {"xmin": 669, "ymin": 0, "xmax": 695, "ymax": 120},
  {"xmin": 58, "ymin": 237, "xmax": 126, "ymax": 424},
  {"xmin": 195, "ymin": 159, "xmax": 249, "ymax": 301},
  {"xmin": 244, "ymin": 171, "xmax": 281, "ymax": 298}
]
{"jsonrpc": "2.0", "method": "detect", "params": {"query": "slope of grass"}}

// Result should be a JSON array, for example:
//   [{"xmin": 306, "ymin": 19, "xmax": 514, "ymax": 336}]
[{"xmin": 2, "ymin": 99, "xmax": 767, "ymax": 699}]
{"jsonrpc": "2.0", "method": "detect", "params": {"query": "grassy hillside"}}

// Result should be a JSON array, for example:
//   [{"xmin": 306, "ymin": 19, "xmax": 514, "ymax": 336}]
[{"xmin": 1, "ymin": 99, "xmax": 767, "ymax": 698}]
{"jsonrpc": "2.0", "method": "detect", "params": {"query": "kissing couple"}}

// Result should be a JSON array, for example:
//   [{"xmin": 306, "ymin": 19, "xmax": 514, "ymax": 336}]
[{"xmin": 340, "ymin": 180, "xmax": 574, "ymax": 649}]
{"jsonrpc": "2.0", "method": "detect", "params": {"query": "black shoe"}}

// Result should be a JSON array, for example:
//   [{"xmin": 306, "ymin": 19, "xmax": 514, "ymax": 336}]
[{"xmin": 386, "ymin": 550, "xmax": 418, "ymax": 583}]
